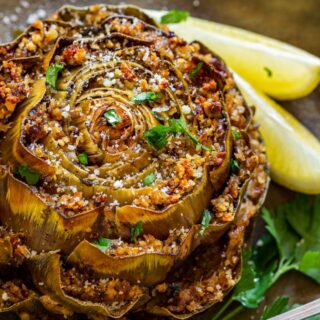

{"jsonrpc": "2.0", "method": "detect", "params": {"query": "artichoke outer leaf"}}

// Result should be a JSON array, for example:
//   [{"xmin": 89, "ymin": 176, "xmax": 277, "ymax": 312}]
[
  {"xmin": 0, "ymin": 237, "xmax": 13, "ymax": 266},
  {"xmin": 116, "ymin": 166, "xmax": 214, "ymax": 239},
  {"xmin": 0, "ymin": 296, "xmax": 41, "ymax": 316},
  {"xmin": 68, "ymin": 228, "xmax": 196, "ymax": 287},
  {"xmin": 28, "ymin": 253, "xmax": 150, "ymax": 318},
  {"xmin": 0, "ymin": 171, "xmax": 100, "ymax": 253},
  {"xmin": 0, "ymin": 78, "xmax": 56, "ymax": 176}
]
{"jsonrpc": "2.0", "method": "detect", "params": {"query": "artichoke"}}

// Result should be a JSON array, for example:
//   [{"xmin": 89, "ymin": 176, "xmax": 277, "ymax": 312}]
[{"xmin": 0, "ymin": 5, "xmax": 269, "ymax": 319}]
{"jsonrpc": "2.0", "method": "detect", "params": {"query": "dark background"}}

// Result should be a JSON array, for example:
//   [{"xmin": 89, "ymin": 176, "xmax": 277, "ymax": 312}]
[{"xmin": 1, "ymin": 0, "xmax": 319, "ymax": 319}]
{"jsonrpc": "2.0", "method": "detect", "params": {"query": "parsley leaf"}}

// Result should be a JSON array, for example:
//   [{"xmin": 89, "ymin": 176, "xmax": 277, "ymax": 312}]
[
  {"xmin": 264, "ymin": 67, "xmax": 273, "ymax": 77},
  {"xmin": 132, "ymin": 91, "xmax": 162, "ymax": 104},
  {"xmin": 169, "ymin": 117, "xmax": 212, "ymax": 151},
  {"xmin": 130, "ymin": 221, "xmax": 143, "ymax": 242},
  {"xmin": 104, "ymin": 109, "xmax": 121, "ymax": 127},
  {"xmin": 144, "ymin": 125, "xmax": 172, "ymax": 150},
  {"xmin": 46, "ymin": 63, "xmax": 64, "ymax": 89},
  {"xmin": 190, "ymin": 62, "xmax": 203, "ymax": 78},
  {"xmin": 16, "ymin": 165, "xmax": 41, "ymax": 186},
  {"xmin": 142, "ymin": 172, "xmax": 156, "ymax": 186},
  {"xmin": 232, "ymin": 128, "xmax": 241, "ymax": 140},
  {"xmin": 144, "ymin": 117, "xmax": 211, "ymax": 151},
  {"xmin": 92, "ymin": 237, "xmax": 112, "ymax": 252},
  {"xmin": 214, "ymin": 195, "xmax": 320, "ymax": 320},
  {"xmin": 261, "ymin": 296, "xmax": 290, "ymax": 320},
  {"xmin": 160, "ymin": 9, "xmax": 189, "ymax": 24},
  {"xmin": 231, "ymin": 158, "xmax": 240, "ymax": 173},
  {"xmin": 199, "ymin": 209, "xmax": 211, "ymax": 236},
  {"xmin": 77, "ymin": 153, "xmax": 88, "ymax": 165},
  {"xmin": 232, "ymin": 251, "xmax": 256, "ymax": 296},
  {"xmin": 299, "ymin": 251, "xmax": 320, "ymax": 284},
  {"xmin": 262, "ymin": 207, "xmax": 298, "ymax": 261}
]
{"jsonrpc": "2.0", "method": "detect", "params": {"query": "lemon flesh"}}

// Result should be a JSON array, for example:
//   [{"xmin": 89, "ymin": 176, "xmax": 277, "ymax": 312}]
[
  {"xmin": 234, "ymin": 72, "xmax": 320, "ymax": 194},
  {"xmin": 146, "ymin": 10, "xmax": 320, "ymax": 101}
]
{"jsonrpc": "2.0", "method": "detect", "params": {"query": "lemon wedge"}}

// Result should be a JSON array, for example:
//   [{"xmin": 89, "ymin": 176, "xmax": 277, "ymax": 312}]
[
  {"xmin": 233, "ymin": 72, "xmax": 320, "ymax": 194},
  {"xmin": 146, "ymin": 10, "xmax": 320, "ymax": 101}
]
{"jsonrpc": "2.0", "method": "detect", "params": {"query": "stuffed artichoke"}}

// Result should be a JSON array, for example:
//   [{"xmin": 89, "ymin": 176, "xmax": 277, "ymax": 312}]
[{"xmin": 0, "ymin": 5, "xmax": 269, "ymax": 320}]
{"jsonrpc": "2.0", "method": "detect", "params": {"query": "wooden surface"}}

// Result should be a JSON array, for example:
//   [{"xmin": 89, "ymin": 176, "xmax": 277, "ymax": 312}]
[{"xmin": 0, "ymin": 0, "xmax": 319, "ymax": 319}]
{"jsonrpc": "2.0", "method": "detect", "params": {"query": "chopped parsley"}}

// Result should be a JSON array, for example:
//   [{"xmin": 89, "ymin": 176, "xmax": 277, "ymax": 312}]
[
  {"xmin": 144, "ymin": 125, "xmax": 172, "ymax": 150},
  {"xmin": 144, "ymin": 117, "xmax": 211, "ymax": 151},
  {"xmin": 46, "ymin": 63, "xmax": 64, "ymax": 89},
  {"xmin": 16, "ymin": 165, "xmax": 41, "ymax": 186},
  {"xmin": 199, "ymin": 209, "xmax": 211, "ymax": 236},
  {"xmin": 231, "ymin": 158, "xmax": 240, "ymax": 173},
  {"xmin": 92, "ymin": 237, "xmax": 112, "ymax": 252},
  {"xmin": 264, "ymin": 66, "xmax": 273, "ymax": 77},
  {"xmin": 160, "ymin": 9, "xmax": 189, "ymax": 24},
  {"xmin": 77, "ymin": 153, "xmax": 88, "ymax": 165},
  {"xmin": 190, "ymin": 62, "xmax": 203, "ymax": 78},
  {"xmin": 142, "ymin": 172, "xmax": 157, "ymax": 186},
  {"xmin": 232, "ymin": 128, "xmax": 241, "ymax": 140},
  {"xmin": 130, "ymin": 221, "xmax": 143, "ymax": 242},
  {"xmin": 132, "ymin": 91, "xmax": 162, "ymax": 104},
  {"xmin": 104, "ymin": 109, "xmax": 121, "ymax": 126}
]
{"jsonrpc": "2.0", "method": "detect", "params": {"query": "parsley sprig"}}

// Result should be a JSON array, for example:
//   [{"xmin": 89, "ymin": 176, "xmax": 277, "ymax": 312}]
[
  {"xmin": 104, "ymin": 109, "xmax": 121, "ymax": 126},
  {"xmin": 160, "ymin": 10, "xmax": 189, "ymax": 24},
  {"xmin": 190, "ymin": 62, "xmax": 203, "ymax": 78},
  {"xmin": 131, "ymin": 221, "xmax": 143, "ymax": 242},
  {"xmin": 212, "ymin": 195, "xmax": 320, "ymax": 320},
  {"xmin": 92, "ymin": 237, "xmax": 112, "ymax": 252},
  {"xmin": 142, "ymin": 172, "xmax": 157, "ymax": 186},
  {"xmin": 199, "ymin": 209, "xmax": 211, "ymax": 236},
  {"xmin": 16, "ymin": 165, "xmax": 41, "ymax": 186},
  {"xmin": 144, "ymin": 117, "xmax": 211, "ymax": 151},
  {"xmin": 261, "ymin": 296, "xmax": 320, "ymax": 320},
  {"xmin": 78, "ymin": 153, "xmax": 88, "ymax": 165},
  {"xmin": 46, "ymin": 64, "xmax": 64, "ymax": 89},
  {"xmin": 132, "ymin": 91, "xmax": 162, "ymax": 104}
]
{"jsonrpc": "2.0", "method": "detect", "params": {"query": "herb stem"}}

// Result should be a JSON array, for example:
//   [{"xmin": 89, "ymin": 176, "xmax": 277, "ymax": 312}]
[
  {"xmin": 271, "ymin": 261, "xmax": 297, "ymax": 286},
  {"xmin": 222, "ymin": 305, "xmax": 244, "ymax": 320},
  {"xmin": 211, "ymin": 297, "xmax": 233, "ymax": 320}
]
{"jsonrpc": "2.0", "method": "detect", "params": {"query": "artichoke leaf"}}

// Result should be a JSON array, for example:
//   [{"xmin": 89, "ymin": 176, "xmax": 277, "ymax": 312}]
[
  {"xmin": 29, "ymin": 252, "xmax": 149, "ymax": 318},
  {"xmin": 0, "ymin": 171, "xmax": 100, "ymax": 252},
  {"xmin": 0, "ymin": 237, "xmax": 12, "ymax": 266},
  {"xmin": 0, "ymin": 297, "xmax": 41, "ymax": 317},
  {"xmin": 116, "ymin": 166, "xmax": 214, "ymax": 239},
  {"xmin": 68, "ymin": 227, "xmax": 197, "ymax": 287},
  {"xmin": 0, "ymin": 78, "xmax": 55, "ymax": 176}
]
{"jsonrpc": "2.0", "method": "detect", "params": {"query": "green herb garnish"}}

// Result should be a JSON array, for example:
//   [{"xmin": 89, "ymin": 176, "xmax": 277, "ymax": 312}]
[
  {"xmin": 130, "ymin": 221, "xmax": 143, "ymax": 242},
  {"xmin": 230, "ymin": 158, "xmax": 240, "ymax": 173},
  {"xmin": 92, "ymin": 237, "xmax": 112, "ymax": 252},
  {"xmin": 199, "ymin": 209, "xmax": 211, "ymax": 236},
  {"xmin": 144, "ymin": 117, "xmax": 211, "ymax": 151},
  {"xmin": 142, "ymin": 172, "xmax": 157, "ymax": 186},
  {"xmin": 232, "ymin": 128, "xmax": 241, "ymax": 140},
  {"xmin": 261, "ymin": 296, "xmax": 318, "ymax": 320},
  {"xmin": 16, "ymin": 165, "xmax": 41, "ymax": 186},
  {"xmin": 264, "ymin": 66, "xmax": 273, "ymax": 77},
  {"xmin": 104, "ymin": 109, "xmax": 121, "ymax": 127},
  {"xmin": 212, "ymin": 195, "xmax": 320, "ymax": 320},
  {"xmin": 77, "ymin": 153, "xmax": 88, "ymax": 165},
  {"xmin": 132, "ymin": 91, "xmax": 162, "ymax": 104},
  {"xmin": 144, "ymin": 125, "xmax": 172, "ymax": 150},
  {"xmin": 46, "ymin": 63, "xmax": 64, "ymax": 89},
  {"xmin": 261, "ymin": 296, "xmax": 290, "ymax": 320},
  {"xmin": 160, "ymin": 9, "xmax": 189, "ymax": 24},
  {"xmin": 190, "ymin": 62, "xmax": 203, "ymax": 78}
]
